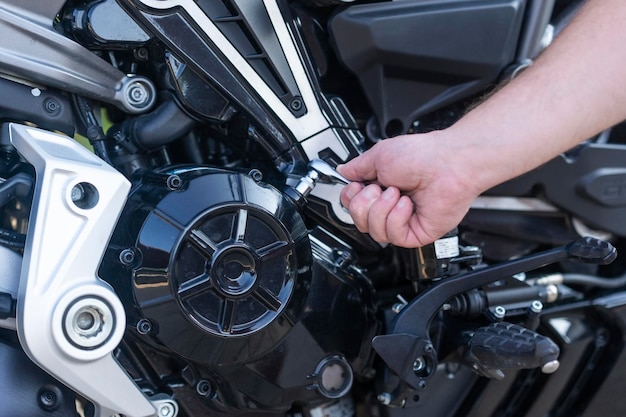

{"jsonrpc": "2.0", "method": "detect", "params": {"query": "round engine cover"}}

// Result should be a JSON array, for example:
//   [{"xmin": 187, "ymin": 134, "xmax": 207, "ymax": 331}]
[{"xmin": 129, "ymin": 167, "xmax": 311, "ymax": 365}]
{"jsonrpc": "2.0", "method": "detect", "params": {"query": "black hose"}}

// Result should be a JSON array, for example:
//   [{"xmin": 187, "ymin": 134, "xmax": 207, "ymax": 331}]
[
  {"xmin": 561, "ymin": 273, "xmax": 626, "ymax": 289},
  {"xmin": 109, "ymin": 100, "xmax": 196, "ymax": 152}
]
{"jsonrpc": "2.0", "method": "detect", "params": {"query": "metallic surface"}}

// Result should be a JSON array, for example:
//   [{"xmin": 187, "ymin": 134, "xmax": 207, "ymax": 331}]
[
  {"xmin": 0, "ymin": 1, "xmax": 155, "ymax": 113},
  {"xmin": 134, "ymin": 0, "xmax": 355, "ymax": 223},
  {"xmin": 8, "ymin": 123, "xmax": 156, "ymax": 417}
]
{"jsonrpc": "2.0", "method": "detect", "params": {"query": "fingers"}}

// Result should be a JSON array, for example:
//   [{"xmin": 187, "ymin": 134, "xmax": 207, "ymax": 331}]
[
  {"xmin": 367, "ymin": 187, "xmax": 402, "ymax": 242},
  {"xmin": 337, "ymin": 147, "xmax": 379, "ymax": 182},
  {"xmin": 346, "ymin": 184, "xmax": 382, "ymax": 234},
  {"xmin": 342, "ymin": 184, "xmax": 410, "ymax": 244},
  {"xmin": 386, "ymin": 195, "xmax": 418, "ymax": 246}
]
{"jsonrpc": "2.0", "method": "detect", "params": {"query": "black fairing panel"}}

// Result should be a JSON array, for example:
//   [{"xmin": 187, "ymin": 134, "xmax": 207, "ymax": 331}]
[{"xmin": 330, "ymin": 0, "xmax": 526, "ymax": 136}]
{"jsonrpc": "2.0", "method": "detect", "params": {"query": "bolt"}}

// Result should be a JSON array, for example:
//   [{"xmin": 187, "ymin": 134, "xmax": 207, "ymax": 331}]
[
  {"xmin": 38, "ymin": 386, "xmax": 61, "ymax": 411},
  {"xmin": 412, "ymin": 356, "xmax": 426, "ymax": 373},
  {"xmin": 417, "ymin": 380, "xmax": 427, "ymax": 390},
  {"xmin": 530, "ymin": 300, "xmax": 543, "ymax": 314},
  {"xmin": 424, "ymin": 344, "xmax": 433, "ymax": 353},
  {"xmin": 158, "ymin": 402, "xmax": 176, "ymax": 417},
  {"xmin": 248, "ymin": 169, "xmax": 263, "ymax": 182},
  {"xmin": 377, "ymin": 392, "xmax": 391, "ymax": 405},
  {"xmin": 494, "ymin": 306, "xmax": 506, "ymax": 319},
  {"xmin": 64, "ymin": 297, "xmax": 114, "ymax": 350},
  {"xmin": 166, "ymin": 175, "xmax": 182, "ymax": 190},
  {"xmin": 136, "ymin": 319, "xmax": 152, "ymax": 335},
  {"xmin": 119, "ymin": 248, "xmax": 136, "ymax": 265},
  {"xmin": 134, "ymin": 47, "xmax": 149, "ymax": 61},
  {"xmin": 196, "ymin": 379, "xmax": 212, "ymax": 396},
  {"xmin": 71, "ymin": 184, "xmax": 85, "ymax": 202},
  {"xmin": 289, "ymin": 97, "xmax": 303, "ymax": 112},
  {"xmin": 44, "ymin": 99, "xmax": 61, "ymax": 115},
  {"xmin": 126, "ymin": 81, "xmax": 151, "ymax": 108}
]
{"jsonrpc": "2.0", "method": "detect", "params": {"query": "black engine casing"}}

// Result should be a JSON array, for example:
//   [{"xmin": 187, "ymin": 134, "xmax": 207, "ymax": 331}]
[{"xmin": 101, "ymin": 166, "xmax": 377, "ymax": 415}]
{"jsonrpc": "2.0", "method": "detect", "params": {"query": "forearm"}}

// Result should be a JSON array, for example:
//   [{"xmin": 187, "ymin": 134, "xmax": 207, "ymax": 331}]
[{"xmin": 446, "ymin": 0, "xmax": 626, "ymax": 194}]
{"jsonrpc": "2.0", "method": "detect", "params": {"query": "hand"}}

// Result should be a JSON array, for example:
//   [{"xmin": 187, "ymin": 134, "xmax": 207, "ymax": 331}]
[{"xmin": 338, "ymin": 131, "xmax": 479, "ymax": 248}]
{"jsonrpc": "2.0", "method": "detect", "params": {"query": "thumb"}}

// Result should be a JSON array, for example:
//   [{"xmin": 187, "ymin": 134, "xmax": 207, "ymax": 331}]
[{"xmin": 337, "ymin": 148, "xmax": 378, "ymax": 182}]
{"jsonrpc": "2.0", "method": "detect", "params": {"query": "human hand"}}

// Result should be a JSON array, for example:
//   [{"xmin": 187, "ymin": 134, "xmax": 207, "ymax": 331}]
[{"xmin": 338, "ymin": 131, "xmax": 479, "ymax": 248}]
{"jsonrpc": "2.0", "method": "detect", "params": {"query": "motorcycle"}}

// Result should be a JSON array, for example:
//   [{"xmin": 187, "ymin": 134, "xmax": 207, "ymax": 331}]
[{"xmin": 0, "ymin": 0, "xmax": 623, "ymax": 416}]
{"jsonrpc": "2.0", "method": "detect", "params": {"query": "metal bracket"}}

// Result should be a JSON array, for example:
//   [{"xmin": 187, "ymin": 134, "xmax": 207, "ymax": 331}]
[{"xmin": 9, "ymin": 123, "xmax": 157, "ymax": 417}]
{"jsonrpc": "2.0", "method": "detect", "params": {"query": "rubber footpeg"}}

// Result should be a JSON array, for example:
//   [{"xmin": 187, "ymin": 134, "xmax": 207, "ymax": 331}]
[
  {"xmin": 567, "ymin": 237, "xmax": 617, "ymax": 265},
  {"xmin": 466, "ymin": 322, "xmax": 559, "ymax": 379}
]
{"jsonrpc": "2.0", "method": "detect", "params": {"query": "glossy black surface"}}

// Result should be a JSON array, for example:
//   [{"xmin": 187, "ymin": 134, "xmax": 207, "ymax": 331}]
[{"xmin": 101, "ymin": 166, "xmax": 377, "ymax": 415}]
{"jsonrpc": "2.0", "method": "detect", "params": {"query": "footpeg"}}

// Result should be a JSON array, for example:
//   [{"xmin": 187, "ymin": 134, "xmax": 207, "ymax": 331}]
[{"xmin": 466, "ymin": 322, "xmax": 560, "ymax": 380}]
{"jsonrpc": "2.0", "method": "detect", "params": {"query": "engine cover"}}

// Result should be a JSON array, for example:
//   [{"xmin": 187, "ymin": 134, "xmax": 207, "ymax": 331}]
[
  {"xmin": 102, "ymin": 166, "xmax": 377, "ymax": 414},
  {"xmin": 115, "ymin": 167, "xmax": 311, "ymax": 365}
]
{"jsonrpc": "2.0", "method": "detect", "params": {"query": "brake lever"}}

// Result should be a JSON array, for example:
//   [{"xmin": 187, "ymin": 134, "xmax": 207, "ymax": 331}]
[{"xmin": 373, "ymin": 237, "xmax": 616, "ymax": 405}]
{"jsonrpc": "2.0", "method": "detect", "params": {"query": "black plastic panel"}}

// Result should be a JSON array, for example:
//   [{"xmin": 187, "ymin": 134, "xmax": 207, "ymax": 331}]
[
  {"xmin": 330, "ymin": 0, "xmax": 526, "ymax": 137},
  {"xmin": 487, "ymin": 143, "xmax": 626, "ymax": 237}
]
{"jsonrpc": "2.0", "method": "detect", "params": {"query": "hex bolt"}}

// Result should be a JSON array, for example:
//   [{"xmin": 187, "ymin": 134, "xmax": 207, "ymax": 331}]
[
  {"xmin": 158, "ymin": 402, "xmax": 176, "ymax": 417},
  {"xmin": 417, "ymin": 381, "xmax": 427, "ymax": 390},
  {"xmin": 64, "ymin": 297, "xmax": 114, "ymax": 350},
  {"xmin": 119, "ymin": 248, "xmax": 136, "ymax": 265},
  {"xmin": 494, "ymin": 306, "xmax": 506, "ymax": 319},
  {"xmin": 412, "ymin": 356, "xmax": 426, "ymax": 373},
  {"xmin": 38, "ymin": 386, "xmax": 62, "ymax": 411},
  {"xmin": 128, "ymin": 83, "xmax": 149, "ymax": 106},
  {"xmin": 530, "ymin": 300, "xmax": 543, "ymax": 314},
  {"xmin": 71, "ymin": 184, "xmax": 85, "ymax": 202},
  {"xmin": 166, "ymin": 175, "xmax": 182, "ymax": 190},
  {"xmin": 289, "ymin": 97, "xmax": 303, "ymax": 112},
  {"xmin": 44, "ymin": 99, "xmax": 61, "ymax": 116},
  {"xmin": 248, "ymin": 169, "xmax": 263, "ymax": 182},
  {"xmin": 196, "ymin": 380, "xmax": 212, "ymax": 397},
  {"xmin": 136, "ymin": 319, "xmax": 152, "ymax": 335}
]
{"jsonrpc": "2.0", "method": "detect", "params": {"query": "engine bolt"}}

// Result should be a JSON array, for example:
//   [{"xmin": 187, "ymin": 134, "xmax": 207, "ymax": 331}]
[
  {"xmin": 136, "ymin": 319, "xmax": 152, "ymax": 335},
  {"xmin": 119, "ymin": 248, "xmax": 136, "ymax": 265},
  {"xmin": 128, "ymin": 83, "xmax": 149, "ymax": 106},
  {"xmin": 196, "ymin": 379, "xmax": 212, "ymax": 397},
  {"xmin": 64, "ymin": 297, "xmax": 114, "ymax": 349},
  {"xmin": 289, "ymin": 97, "xmax": 303, "ymax": 112},
  {"xmin": 157, "ymin": 402, "xmax": 176, "ymax": 417},
  {"xmin": 38, "ymin": 385, "xmax": 62, "ymax": 411},
  {"xmin": 248, "ymin": 169, "xmax": 263, "ymax": 182},
  {"xmin": 166, "ymin": 175, "xmax": 182, "ymax": 190},
  {"xmin": 44, "ymin": 98, "xmax": 61, "ymax": 116},
  {"xmin": 530, "ymin": 300, "xmax": 543, "ymax": 314},
  {"xmin": 412, "ymin": 356, "xmax": 426, "ymax": 373},
  {"xmin": 494, "ymin": 306, "xmax": 506, "ymax": 319}
]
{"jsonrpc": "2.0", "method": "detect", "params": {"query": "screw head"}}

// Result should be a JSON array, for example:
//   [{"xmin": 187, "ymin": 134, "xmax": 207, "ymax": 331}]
[
  {"xmin": 158, "ymin": 402, "xmax": 176, "ymax": 417},
  {"xmin": 136, "ymin": 319, "xmax": 152, "ymax": 335},
  {"xmin": 289, "ymin": 97, "xmax": 303, "ymax": 112},
  {"xmin": 119, "ymin": 248, "xmax": 136, "ymax": 265},
  {"xmin": 530, "ymin": 300, "xmax": 543, "ymax": 313},
  {"xmin": 166, "ymin": 175, "xmax": 182, "ymax": 190},
  {"xmin": 413, "ymin": 356, "xmax": 426, "ymax": 373},
  {"xmin": 63, "ymin": 297, "xmax": 114, "ymax": 350}
]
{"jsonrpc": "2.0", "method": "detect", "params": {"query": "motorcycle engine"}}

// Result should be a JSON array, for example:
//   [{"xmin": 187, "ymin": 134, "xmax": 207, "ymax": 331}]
[{"xmin": 100, "ymin": 166, "xmax": 377, "ymax": 416}]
